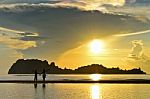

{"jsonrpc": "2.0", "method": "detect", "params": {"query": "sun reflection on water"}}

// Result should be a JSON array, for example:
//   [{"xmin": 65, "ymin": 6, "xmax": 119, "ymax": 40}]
[
  {"xmin": 91, "ymin": 84, "xmax": 102, "ymax": 99},
  {"xmin": 90, "ymin": 74, "xmax": 102, "ymax": 81}
]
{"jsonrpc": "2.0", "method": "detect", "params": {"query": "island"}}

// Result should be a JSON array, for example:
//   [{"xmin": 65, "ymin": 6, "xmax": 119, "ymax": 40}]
[{"xmin": 8, "ymin": 59, "xmax": 146, "ymax": 74}]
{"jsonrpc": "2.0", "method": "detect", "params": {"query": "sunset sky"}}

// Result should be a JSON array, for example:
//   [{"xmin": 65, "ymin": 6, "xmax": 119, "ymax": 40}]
[{"xmin": 0, "ymin": 0, "xmax": 150, "ymax": 74}]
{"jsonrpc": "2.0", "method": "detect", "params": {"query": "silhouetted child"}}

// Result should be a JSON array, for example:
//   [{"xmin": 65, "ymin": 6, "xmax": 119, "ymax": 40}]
[
  {"xmin": 34, "ymin": 70, "xmax": 38, "ymax": 82},
  {"xmin": 42, "ymin": 69, "xmax": 46, "ymax": 82}
]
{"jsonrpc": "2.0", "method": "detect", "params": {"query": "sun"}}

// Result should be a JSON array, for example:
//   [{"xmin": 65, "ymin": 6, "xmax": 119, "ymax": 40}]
[{"xmin": 89, "ymin": 39, "xmax": 104, "ymax": 54}]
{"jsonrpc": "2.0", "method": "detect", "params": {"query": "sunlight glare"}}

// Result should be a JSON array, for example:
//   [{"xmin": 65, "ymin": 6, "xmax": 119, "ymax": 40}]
[
  {"xmin": 90, "ymin": 74, "xmax": 102, "ymax": 81},
  {"xmin": 89, "ymin": 39, "xmax": 104, "ymax": 54},
  {"xmin": 91, "ymin": 84, "xmax": 101, "ymax": 99}
]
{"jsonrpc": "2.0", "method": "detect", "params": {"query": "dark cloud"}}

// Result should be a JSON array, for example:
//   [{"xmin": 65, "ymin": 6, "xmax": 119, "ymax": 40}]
[
  {"xmin": 17, "ymin": 32, "xmax": 37, "ymax": 36},
  {"xmin": 0, "ymin": 0, "xmax": 60, "ymax": 4},
  {"xmin": 15, "ymin": 36, "xmax": 49, "ymax": 41},
  {"xmin": 134, "ymin": 0, "xmax": 150, "ymax": 4},
  {"xmin": 15, "ymin": 32, "xmax": 50, "ymax": 41}
]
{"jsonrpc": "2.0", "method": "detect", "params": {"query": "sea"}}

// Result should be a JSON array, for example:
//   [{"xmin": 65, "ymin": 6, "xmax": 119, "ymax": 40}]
[{"xmin": 0, "ymin": 74, "xmax": 150, "ymax": 99}]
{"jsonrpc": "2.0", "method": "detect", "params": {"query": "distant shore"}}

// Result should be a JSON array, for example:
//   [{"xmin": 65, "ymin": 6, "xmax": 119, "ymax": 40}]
[{"xmin": 8, "ymin": 59, "xmax": 146, "ymax": 74}]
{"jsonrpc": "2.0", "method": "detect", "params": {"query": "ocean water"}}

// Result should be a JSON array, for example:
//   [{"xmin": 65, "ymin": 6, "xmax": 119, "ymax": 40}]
[
  {"xmin": 1, "ymin": 74, "xmax": 150, "ymax": 81},
  {"xmin": 0, "ymin": 74, "xmax": 150, "ymax": 99}
]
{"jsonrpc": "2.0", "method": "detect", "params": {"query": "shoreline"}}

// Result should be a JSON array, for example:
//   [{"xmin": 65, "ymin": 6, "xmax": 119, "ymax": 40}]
[{"xmin": 0, "ymin": 79, "xmax": 150, "ymax": 84}]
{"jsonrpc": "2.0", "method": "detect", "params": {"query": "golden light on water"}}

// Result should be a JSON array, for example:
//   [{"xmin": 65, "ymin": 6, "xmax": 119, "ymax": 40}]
[
  {"xmin": 91, "ymin": 84, "xmax": 102, "ymax": 99},
  {"xmin": 90, "ymin": 74, "xmax": 102, "ymax": 81},
  {"xmin": 89, "ymin": 39, "xmax": 104, "ymax": 54}
]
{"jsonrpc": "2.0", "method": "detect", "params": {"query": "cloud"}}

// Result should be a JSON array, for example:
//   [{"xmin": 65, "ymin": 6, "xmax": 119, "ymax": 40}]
[
  {"xmin": 124, "ymin": 39, "xmax": 150, "ymax": 73},
  {"xmin": 0, "ymin": 27, "xmax": 37, "ymax": 50},
  {"xmin": 14, "ymin": 32, "xmax": 49, "ymax": 41},
  {"xmin": 0, "ymin": 27, "xmax": 45, "ymax": 74},
  {"xmin": 107, "ymin": 0, "xmax": 150, "ymax": 22},
  {"xmin": 0, "ymin": 3, "xmax": 149, "ymax": 60},
  {"xmin": 0, "ymin": 35, "xmax": 36, "ymax": 50},
  {"xmin": 17, "ymin": 32, "xmax": 38, "ymax": 36},
  {"xmin": 0, "ymin": 0, "xmax": 149, "ymax": 21},
  {"xmin": 58, "ymin": 0, "xmax": 126, "ymax": 11},
  {"xmin": 115, "ymin": 30, "xmax": 150, "ymax": 37},
  {"xmin": 0, "ymin": 0, "xmax": 60, "ymax": 4},
  {"xmin": 128, "ymin": 40, "xmax": 143, "ymax": 60},
  {"xmin": 0, "ymin": 0, "xmax": 126, "ymax": 13},
  {"xmin": 127, "ymin": 40, "xmax": 150, "ymax": 61}
]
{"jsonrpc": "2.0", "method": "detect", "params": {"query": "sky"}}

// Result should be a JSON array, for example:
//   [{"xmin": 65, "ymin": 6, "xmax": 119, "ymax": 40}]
[{"xmin": 0, "ymin": 0, "xmax": 150, "ymax": 74}]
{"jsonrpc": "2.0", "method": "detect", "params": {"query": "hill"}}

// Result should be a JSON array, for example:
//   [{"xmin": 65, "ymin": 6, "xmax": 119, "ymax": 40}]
[{"xmin": 8, "ymin": 59, "xmax": 146, "ymax": 74}]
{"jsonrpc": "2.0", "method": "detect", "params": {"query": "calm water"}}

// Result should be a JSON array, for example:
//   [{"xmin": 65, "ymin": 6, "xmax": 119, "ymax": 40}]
[{"xmin": 0, "ymin": 74, "xmax": 150, "ymax": 99}]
